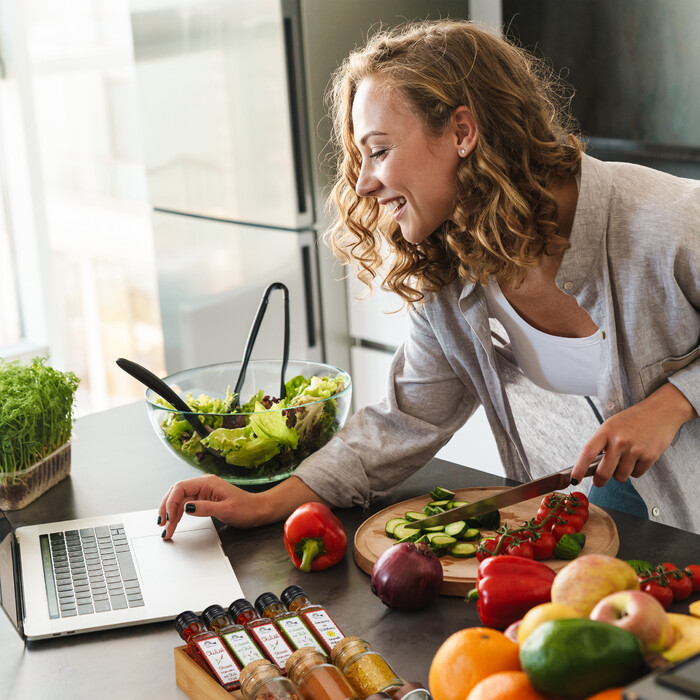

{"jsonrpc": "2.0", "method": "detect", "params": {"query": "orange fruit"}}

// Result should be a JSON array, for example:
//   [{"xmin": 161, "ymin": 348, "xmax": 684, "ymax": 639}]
[
  {"xmin": 466, "ymin": 671, "xmax": 549, "ymax": 700},
  {"xmin": 428, "ymin": 627, "xmax": 520, "ymax": 700},
  {"xmin": 585, "ymin": 690, "xmax": 623, "ymax": 700}
]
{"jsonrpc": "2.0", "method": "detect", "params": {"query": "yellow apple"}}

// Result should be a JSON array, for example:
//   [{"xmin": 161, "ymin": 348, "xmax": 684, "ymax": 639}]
[
  {"xmin": 517, "ymin": 602, "xmax": 582, "ymax": 645},
  {"xmin": 550, "ymin": 554, "xmax": 640, "ymax": 615}
]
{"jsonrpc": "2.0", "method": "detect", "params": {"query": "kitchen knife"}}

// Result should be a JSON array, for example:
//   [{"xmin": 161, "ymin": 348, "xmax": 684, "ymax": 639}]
[{"xmin": 406, "ymin": 454, "xmax": 603, "ymax": 529}]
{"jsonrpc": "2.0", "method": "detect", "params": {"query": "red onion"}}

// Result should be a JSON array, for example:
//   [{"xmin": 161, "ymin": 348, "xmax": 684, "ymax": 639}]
[{"xmin": 370, "ymin": 542, "xmax": 443, "ymax": 611}]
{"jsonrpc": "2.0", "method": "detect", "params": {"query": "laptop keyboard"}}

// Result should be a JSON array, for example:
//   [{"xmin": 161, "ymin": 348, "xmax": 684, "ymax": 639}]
[{"xmin": 40, "ymin": 524, "xmax": 144, "ymax": 619}]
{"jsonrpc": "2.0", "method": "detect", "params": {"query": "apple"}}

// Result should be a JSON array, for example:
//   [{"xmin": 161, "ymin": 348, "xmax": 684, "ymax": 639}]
[
  {"xmin": 550, "ymin": 554, "xmax": 640, "ymax": 615},
  {"xmin": 590, "ymin": 590, "xmax": 675, "ymax": 653}
]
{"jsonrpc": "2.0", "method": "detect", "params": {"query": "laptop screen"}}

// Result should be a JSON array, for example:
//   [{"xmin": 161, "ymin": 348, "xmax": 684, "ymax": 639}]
[{"xmin": 0, "ymin": 509, "xmax": 22, "ymax": 636}]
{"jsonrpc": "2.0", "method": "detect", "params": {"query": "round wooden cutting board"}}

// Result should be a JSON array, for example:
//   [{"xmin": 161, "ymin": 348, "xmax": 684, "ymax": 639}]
[{"xmin": 353, "ymin": 487, "xmax": 619, "ymax": 596}]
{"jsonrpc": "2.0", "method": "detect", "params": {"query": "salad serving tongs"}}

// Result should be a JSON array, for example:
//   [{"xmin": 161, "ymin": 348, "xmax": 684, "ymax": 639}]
[
  {"xmin": 115, "ymin": 357, "xmax": 227, "ymax": 464},
  {"xmin": 231, "ymin": 282, "xmax": 290, "ymax": 409}
]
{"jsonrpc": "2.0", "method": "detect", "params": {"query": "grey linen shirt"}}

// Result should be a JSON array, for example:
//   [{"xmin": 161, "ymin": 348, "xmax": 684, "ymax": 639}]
[{"xmin": 296, "ymin": 154, "xmax": 700, "ymax": 534}]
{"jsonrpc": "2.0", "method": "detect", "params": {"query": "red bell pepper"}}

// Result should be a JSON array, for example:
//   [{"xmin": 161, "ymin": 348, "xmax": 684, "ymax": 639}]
[
  {"xmin": 283, "ymin": 502, "xmax": 347, "ymax": 572},
  {"xmin": 470, "ymin": 555, "xmax": 556, "ymax": 629}
]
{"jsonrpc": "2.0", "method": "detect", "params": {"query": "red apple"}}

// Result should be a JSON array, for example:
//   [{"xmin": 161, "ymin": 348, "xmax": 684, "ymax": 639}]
[{"xmin": 590, "ymin": 590, "xmax": 675, "ymax": 653}]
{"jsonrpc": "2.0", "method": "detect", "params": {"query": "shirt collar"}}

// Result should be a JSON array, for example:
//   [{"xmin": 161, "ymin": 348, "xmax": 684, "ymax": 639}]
[{"xmin": 556, "ymin": 153, "xmax": 613, "ymax": 292}]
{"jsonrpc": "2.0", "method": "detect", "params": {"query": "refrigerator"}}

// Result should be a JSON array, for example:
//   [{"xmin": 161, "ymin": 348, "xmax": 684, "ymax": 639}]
[
  {"xmin": 501, "ymin": 0, "xmax": 700, "ymax": 181},
  {"xmin": 128, "ymin": 0, "xmax": 470, "ymax": 375}
]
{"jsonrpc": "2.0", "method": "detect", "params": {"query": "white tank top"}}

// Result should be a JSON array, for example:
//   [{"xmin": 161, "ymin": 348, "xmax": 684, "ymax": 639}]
[{"xmin": 482, "ymin": 278, "xmax": 601, "ymax": 396}]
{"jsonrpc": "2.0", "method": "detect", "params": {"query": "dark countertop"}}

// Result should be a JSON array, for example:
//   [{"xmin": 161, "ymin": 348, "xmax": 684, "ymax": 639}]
[{"xmin": 2, "ymin": 401, "xmax": 698, "ymax": 699}]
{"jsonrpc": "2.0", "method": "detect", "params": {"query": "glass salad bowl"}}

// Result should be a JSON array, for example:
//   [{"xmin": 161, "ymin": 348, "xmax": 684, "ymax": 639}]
[{"xmin": 145, "ymin": 359, "xmax": 352, "ymax": 489}]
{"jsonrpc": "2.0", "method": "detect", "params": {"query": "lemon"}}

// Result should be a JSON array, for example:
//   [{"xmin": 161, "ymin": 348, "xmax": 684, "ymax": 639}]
[
  {"xmin": 520, "ymin": 618, "xmax": 645, "ymax": 698},
  {"xmin": 517, "ymin": 602, "xmax": 581, "ymax": 646}
]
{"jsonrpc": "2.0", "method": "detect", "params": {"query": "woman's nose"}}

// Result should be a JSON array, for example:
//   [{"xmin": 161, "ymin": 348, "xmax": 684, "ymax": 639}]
[{"xmin": 355, "ymin": 161, "xmax": 380, "ymax": 197}]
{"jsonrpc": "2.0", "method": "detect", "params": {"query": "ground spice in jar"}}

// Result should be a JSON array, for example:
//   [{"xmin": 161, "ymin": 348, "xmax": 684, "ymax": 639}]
[
  {"xmin": 239, "ymin": 658, "xmax": 304, "ymax": 700},
  {"xmin": 286, "ymin": 646, "xmax": 358, "ymax": 700},
  {"xmin": 330, "ymin": 637, "xmax": 402, "ymax": 699}
]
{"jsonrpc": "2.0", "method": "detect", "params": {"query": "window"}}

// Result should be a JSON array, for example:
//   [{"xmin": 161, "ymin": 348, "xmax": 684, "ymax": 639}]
[{"xmin": 0, "ymin": 0, "xmax": 165, "ymax": 414}]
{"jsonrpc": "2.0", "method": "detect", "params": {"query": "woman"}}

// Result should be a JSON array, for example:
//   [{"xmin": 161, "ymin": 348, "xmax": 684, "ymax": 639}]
[{"xmin": 158, "ymin": 20, "xmax": 699, "ymax": 538}]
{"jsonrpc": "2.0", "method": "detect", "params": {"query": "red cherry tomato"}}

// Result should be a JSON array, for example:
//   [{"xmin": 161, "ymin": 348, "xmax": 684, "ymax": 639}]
[
  {"xmin": 685, "ymin": 564, "xmax": 700, "ymax": 592},
  {"xmin": 661, "ymin": 563, "xmax": 694, "ymax": 601},
  {"xmin": 641, "ymin": 580, "xmax": 674, "ymax": 610},
  {"xmin": 559, "ymin": 512, "xmax": 585, "ymax": 532},
  {"xmin": 530, "ymin": 531, "xmax": 557, "ymax": 560},
  {"xmin": 551, "ymin": 522, "xmax": 577, "ymax": 542},
  {"xmin": 569, "ymin": 491, "xmax": 589, "ymax": 508},
  {"xmin": 476, "ymin": 537, "xmax": 500, "ymax": 562},
  {"xmin": 504, "ymin": 540, "xmax": 535, "ymax": 559}
]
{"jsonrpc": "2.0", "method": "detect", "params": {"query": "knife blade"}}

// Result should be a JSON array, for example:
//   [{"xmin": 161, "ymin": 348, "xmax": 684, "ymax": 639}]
[{"xmin": 406, "ymin": 454, "xmax": 603, "ymax": 529}]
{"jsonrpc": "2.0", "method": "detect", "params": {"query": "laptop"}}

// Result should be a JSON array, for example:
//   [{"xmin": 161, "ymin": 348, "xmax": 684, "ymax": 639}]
[{"xmin": 0, "ymin": 507, "xmax": 244, "ymax": 641}]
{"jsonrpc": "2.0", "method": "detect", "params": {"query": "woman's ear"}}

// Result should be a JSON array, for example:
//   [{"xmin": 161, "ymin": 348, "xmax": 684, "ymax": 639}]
[{"xmin": 454, "ymin": 106, "xmax": 478, "ymax": 158}]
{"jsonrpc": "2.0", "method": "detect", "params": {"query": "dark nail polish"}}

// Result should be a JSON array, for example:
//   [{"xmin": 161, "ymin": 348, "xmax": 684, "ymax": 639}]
[
  {"xmin": 571, "ymin": 477, "xmax": 579, "ymax": 486},
  {"xmin": 185, "ymin": 503, "xmax": 196, "ymax": 514},
  {"xmin": 161, "ymin": 528, "xmax": 167, "ymax": 538},
  {"xmin": 157, "ymin": 515, "xmax": 162, "ymax": 525},
  {"xmin": 166, "ymin": 512, "xmax": 170, "ymax": 522}
]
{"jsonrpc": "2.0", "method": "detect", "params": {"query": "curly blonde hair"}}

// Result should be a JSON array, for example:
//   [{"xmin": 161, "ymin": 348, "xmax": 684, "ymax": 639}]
[{"xmin": 325, "ymin": 19, "xmax": 583, "ymax": 304}]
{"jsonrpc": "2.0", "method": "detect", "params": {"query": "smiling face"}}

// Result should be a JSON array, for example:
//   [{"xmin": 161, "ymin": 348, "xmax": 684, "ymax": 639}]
[{"xmin": 352, "ymin": 76, "xmax": 464, "ymax": 245}]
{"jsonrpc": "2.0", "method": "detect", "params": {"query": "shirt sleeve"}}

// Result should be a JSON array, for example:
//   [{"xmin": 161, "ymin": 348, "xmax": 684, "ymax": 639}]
[{"xmin": 293, "ymin": 305, "xmax": 480, "ymax": 508}]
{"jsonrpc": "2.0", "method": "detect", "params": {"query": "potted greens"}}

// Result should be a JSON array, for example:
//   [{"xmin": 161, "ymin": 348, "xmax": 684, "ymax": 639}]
[{"xmin": 0, "ymin": 356, "xmax": 80, "ymax": 510}]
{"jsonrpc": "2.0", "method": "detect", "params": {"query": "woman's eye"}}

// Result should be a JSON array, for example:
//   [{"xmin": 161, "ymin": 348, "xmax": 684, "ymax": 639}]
[{"xmin": 369, "ymin": 149, "xmax": 388, "ymax": 160}]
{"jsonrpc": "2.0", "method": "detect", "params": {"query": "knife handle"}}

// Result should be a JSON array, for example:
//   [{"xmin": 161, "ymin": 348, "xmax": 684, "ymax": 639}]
[{"xmin": 573, "ymin": 453, "xmax": 604, "ymax": 481}]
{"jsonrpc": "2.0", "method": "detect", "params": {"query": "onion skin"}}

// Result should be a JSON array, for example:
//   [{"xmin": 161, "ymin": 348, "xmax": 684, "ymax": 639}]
[{"xmin": 370, "ymin": 542, "xmax": 443, "ymax": 611}]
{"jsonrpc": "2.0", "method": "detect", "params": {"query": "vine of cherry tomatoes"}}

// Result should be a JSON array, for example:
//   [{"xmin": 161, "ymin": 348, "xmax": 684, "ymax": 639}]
[
  {"xmin": 475, "ymin": 491, "xmax": 589, "ymax": 562},
  {"xmin": 637, "ymin": 562, "xmax": 700, "ymax": 609}
]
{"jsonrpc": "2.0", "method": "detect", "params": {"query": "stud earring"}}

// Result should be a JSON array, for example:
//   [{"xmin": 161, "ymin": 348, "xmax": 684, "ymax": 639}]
[{"xmin": 460, "ymin": 148, "xmax": 467, "ymax": 155}]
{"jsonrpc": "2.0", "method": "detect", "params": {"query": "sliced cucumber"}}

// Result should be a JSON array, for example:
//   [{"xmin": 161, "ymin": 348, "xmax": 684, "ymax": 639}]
[
  {"xmin": 392, "ymin": 523, "xmax": 422, "ymax": 542},
  {"xmin": 430, "ymin": 486, "xmax": 456, "ymax": 501},
  {"xmin": 428, "ymin": 499, "xmax": 452, "ymax": 508},
  {"xmin": 460, "ymin": 527, "xmax": 481, "ymax": 541},
  {"xmin": 428, "ymin": 534, "xmax": 458, "ymax": 556},
  {"xmin": 444, "ymin": 520, "xmax": 468, "ymax": 538},
  {"xmin": 422, "ymin": 505, "xmax": 444, "ymax": 516},
  {"xmin": 423, "ymin": 525, "xmax": 445, "ymax": 533},
  {"xmin": 450, "ymin": 500, "xmax": 469, "ymax": 509},
  {"xmin": 404, "ymin": 510, "xmax": 425, "ymax": 522},
  {"xmin": 385, "ymin": 518, "xmax": 408, "ymax": 538},
  {"xmin": 450, "ymin": 542, "xmax": 478, "ymax": 559}
]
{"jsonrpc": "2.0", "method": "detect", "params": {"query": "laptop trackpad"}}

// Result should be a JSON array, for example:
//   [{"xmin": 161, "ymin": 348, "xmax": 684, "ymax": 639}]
[{"xmin": 131, "ymin": 529, "xmax": 242, "ymax": 613}]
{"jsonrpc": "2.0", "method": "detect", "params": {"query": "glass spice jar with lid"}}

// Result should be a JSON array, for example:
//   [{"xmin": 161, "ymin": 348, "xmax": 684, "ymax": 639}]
[
  {"xmin": 286, "ymin": 646, "xmax": 359, "ymax": 700},
  {"xmin": 330, "ymin": 636, "xmax": 402, "ymax": 699},
  {"xmin": 239, "ymin": 658, "xmax": 304, "ymax": 700},
  {"xmin": 392, "ymin": 682, "xmax": 432, "ymax": 700}
]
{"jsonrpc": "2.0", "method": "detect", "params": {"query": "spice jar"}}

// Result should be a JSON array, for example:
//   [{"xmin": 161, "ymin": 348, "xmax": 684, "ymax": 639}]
[
  {"xmin": 286, "ymin": 646, "xmax": 359, "ymax": 700},
  {"xmin": 281, "ymin": 585, "xmax": 346, "ymax": 653},
  {"xmin": 392, "ymin": 683, "xmax": 432, "ymax": 700},
  {"xmin": 330, "ymin": 636, "xmax": 402, "ymax": 699},
  {"xmin": 239, "ymin": 658, "xmax": 304, "ymax": 700}
]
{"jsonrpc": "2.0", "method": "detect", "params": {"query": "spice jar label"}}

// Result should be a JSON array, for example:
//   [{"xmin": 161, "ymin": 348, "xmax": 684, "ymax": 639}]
[
  {"xmin": 223, "ymin": 628, "xmax": 266, "ymax": 666},
  {"xmin": 277, "ymin": 616, "xmax": 324, "ymax": 653},
  {"xmin": 250, "ymin": 622, "xmax": 294, "ymax": 669},
  {"xmin": 303, "ymin": 610, "xmax": 345, "ymax": 650},
  {"xmin": 194, "ymin": 637, "xmax": 241, "ymax": 685}
]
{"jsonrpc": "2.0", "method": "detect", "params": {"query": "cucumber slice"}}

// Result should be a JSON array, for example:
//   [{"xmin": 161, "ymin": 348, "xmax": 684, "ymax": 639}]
[
  {"xmin": 450, "ymin": 500, "xmax": 469, "ymax": 509},
  {"xmin": 385, "ymin": 518, "xmax": 408, "ymax": 538},
  {"xmin": 450, "ymin": 542, "xmax": 478, "ymax": 558},
  {"xmin": 404, "ymin": 510, "xmax": 426, "ymax": 522},
  {"xmin": 444, "ymin": 520, "xmax": 468, "ymax": 538},
  {"xmin": 428, "ymin": 534, "xmax": 458, "ymax": 556},
  {"xmin": 428, "ymin": 499, "xmax": 452, "ymax": 508},
  {"xmin": 460, "ymin": 527, "xmax": 481, "ymax": 541},
  {"xmin": 430, "ymin": 486, "xmax": 456, "ymax": 501},
  {"xmin": 423, "ymin": 525, "xmax": 445, "ymax": 533},
  {"xmin": 392, "ymin": 523, "xmax": 422, "ymax": 542},
  {"xmin": 425, "ymin": 532, "xmax": 449, "ymax": 543},
  {"xmin": 422, "ymin": 505, "xmax": 444, "ymax": 516}
]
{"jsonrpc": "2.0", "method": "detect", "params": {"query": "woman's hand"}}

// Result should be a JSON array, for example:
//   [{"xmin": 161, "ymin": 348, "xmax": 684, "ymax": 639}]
[
  {"xmin": 571, "ymin": 383, "xmax": 697, "ymax": 487},
  {"xmin": 157, "ymin": 474, "xmax": 327, "ymax": 539}
]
